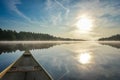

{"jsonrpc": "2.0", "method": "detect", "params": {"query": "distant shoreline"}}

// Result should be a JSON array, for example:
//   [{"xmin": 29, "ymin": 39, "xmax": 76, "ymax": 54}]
[
  {"xmin": 0, "ymin": 41, "xmax": 120, "ymax": 44},
  {"xmin": 0, "ymin": 41, "xmax": 85, "ymax": 44},
  {"xmin": 98, "ymin": 34, "xmax": 120, "ymax": 41},
  {"xmin": 0, "ymin": 28, "xmax": 84, "ymax": 41}
]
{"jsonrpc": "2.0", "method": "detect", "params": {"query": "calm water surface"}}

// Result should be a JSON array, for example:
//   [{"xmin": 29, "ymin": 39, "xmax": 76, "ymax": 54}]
[{"xmin": 0, "ymin": 41, "xmax": 120, "ymax": 80}]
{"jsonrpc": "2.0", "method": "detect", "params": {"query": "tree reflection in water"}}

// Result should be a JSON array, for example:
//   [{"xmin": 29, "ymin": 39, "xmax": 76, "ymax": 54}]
[{"xmin": 0, "ymin": 42, "xmax": 59, "ymax": 54}]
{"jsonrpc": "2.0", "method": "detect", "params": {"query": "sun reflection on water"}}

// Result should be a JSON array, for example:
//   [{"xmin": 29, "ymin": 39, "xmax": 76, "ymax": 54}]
[{"xmin": 78, "ymin": 52, "xmax": 91, "ymax": 64}]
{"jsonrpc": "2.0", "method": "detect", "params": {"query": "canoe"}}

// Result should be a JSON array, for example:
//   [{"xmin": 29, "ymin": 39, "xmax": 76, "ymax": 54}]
[{"xmin": 0, "ymin": 50, "xmax": 53, "ymax": 80}]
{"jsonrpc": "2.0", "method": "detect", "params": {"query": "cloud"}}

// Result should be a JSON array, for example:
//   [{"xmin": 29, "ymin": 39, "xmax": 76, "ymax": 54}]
[
  {"xmin": 4, "ymin": 0, "xmax": 50, "ymax": 28},
  {"xmin": 51, "ymin": 13, "xmax": 62, "ymax": 25},
  {"xmin": 45, "ymin": 0, "xmax": 71, "ymax": 26},
  {"xmin": 70, "ymin": 0, "xmax": 120, "ymax": 22},
  {"xmin": 45, "ymin": 0, "xmax": 53, "ymax": 10},
  {"xmin": 54, "ymin": 0, "xmax": 70, "ymax": 16},
  {"xmin": 4, "ymin": 0, "xmax": 31, "ymax": 22},
  {"xmin": 66, "ymin": 0, "xmax": 120, "ymax": 39}
]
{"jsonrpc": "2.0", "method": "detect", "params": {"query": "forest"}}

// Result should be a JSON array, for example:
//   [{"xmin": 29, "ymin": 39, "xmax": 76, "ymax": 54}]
[
  {"xmin": 99, "ymin": 34, "xmax": 120, "ymax": 41},
  {"xmin": 0, "ymin": 28, "xmax": 82, "ymax": 41}
]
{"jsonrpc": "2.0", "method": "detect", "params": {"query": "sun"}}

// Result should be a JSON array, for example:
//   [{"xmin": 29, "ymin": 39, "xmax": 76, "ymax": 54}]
[{"xmin": 76, "ymin": 15, "xmax": 93, "ymax": 33}]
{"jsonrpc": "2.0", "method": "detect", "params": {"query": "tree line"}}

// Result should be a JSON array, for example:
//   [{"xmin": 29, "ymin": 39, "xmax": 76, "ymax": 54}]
[
  {"xmin": 0, "ymin": 28, "xmax": 82, "ymax": 41},
  {"xmin": 99, "ymin": 34, "xmax": 120, "ymax": 41}
]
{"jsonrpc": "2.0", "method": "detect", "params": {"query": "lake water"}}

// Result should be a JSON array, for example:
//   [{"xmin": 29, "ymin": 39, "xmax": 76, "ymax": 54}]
[{"xmin": 0, "ymin": 41, "xmax": 120, "ymax": 80}]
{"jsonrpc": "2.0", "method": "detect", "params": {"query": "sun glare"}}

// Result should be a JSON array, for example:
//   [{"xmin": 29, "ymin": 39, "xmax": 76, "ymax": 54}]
[
  {"xmin": 79, "ymin": 53, "xmax": 91, "ymax": 64},
  {"xmin": 76, "ymin": 15, "xmax": 93, "ymax": 33}
]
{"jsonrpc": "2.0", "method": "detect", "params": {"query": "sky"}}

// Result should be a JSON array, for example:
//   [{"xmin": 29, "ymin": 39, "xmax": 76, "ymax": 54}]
[{"xmin": 0, "ymin": 0, "xmax": 120, "ymax": 40}]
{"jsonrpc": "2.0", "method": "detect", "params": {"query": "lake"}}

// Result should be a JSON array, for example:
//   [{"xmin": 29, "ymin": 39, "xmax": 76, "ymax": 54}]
[{"xmin": 0, "ymin": 41, "xmax": 120, "ymax": 80}]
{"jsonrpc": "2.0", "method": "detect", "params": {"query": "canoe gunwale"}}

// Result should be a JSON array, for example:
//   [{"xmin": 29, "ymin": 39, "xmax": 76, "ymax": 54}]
[
  {"xmin": 0, "ymin": 54, "xmax": 23, "ymax": 79},
  {"xmin": 32, "ymin": 55, "xmax": 53, "ymax": 80},
  {"xmin": 0, "ymin": 51, "xmax": 53, "ymax": 80},
  {"xmin": 31, "ymin": 54, "xmax": 53, "ymax": 80}
]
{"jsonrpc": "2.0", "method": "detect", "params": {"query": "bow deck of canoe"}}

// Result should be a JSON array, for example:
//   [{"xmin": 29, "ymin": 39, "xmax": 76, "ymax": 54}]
[{"xmin": 0, "ymin": 51, "xmax": 53, "ymax": 80}]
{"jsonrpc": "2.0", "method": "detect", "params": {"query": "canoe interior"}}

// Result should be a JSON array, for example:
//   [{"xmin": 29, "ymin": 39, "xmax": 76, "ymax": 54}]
[{"xmin": 1, "ymin": 51, "xmax": 52, "ymax": 80}]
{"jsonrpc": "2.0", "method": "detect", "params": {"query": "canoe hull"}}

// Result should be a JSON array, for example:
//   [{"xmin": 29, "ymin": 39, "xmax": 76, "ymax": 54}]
[{"xmin": 1, "ymin": 51, "xmax": 53, "ymax": 80}]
